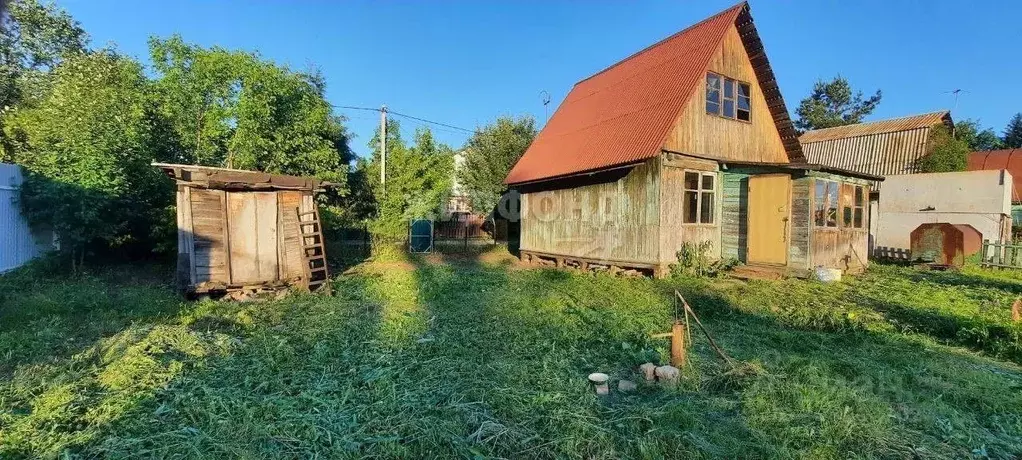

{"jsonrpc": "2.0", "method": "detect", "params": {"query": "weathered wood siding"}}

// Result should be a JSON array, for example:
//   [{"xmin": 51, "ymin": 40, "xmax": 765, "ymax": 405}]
[
  {"xmin": 808, "ymin": 173, "xmax": 870, "ymax": 272},
  {"xmin": 788, "ymin": 177, "xmax": 812, "ymax": 270},
  {"xmin": 520, "ymin": 159, "xmax": 660, "ymax": 264},
  {"xmin": 227, "ymin": 191, "xmax": 279, "ymax": 284},
  {"xmin": 721, "ymin": 171, "xmax": 748, "ymax": 261},
  {"xmin": 190, "ymin": 188, "xmax": 229, "ymax": 284},
  {"xmin": 660, "ymin": 154, "xmax": 721, "ymax": 266},
  {"xmin": 278, "ymin": 191, "xmax": 306, "ymax": 281},
  {"xmin": 662, "ymin": 24, "xmax": 788, "ymax": 163}
]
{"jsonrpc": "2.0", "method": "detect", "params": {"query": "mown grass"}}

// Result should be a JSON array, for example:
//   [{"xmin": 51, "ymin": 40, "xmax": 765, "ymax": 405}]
[{"xmin": 1, "ymin": 251, "xmax": 1020, "ymax": 458}]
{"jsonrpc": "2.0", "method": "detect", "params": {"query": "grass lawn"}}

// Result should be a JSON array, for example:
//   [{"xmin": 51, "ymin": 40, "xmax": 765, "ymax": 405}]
[{"xmin": 1, "ymin": 249, "xmax": 1021, "ymax": 458}]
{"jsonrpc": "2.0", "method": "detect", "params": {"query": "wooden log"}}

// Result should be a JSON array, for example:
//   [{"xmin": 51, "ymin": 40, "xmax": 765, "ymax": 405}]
[{"xmin": 671, "ymin": 321, "xmax": 687, "ymax": 368}]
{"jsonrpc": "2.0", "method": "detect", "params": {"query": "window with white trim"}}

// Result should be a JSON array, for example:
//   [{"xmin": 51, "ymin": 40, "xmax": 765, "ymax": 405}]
[{"xmin": 683, "ymin": 171, "xmax": 716, "ymax": 224}]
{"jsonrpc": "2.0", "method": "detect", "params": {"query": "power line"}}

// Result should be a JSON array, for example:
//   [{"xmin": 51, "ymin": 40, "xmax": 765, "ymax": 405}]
[{"xmin": 331, "ymin": 104, "xmax": 475, "ymax": 134}]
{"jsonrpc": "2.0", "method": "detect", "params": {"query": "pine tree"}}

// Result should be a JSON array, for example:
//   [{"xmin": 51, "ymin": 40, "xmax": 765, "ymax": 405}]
[{"xmin": 1003, "ymin": 113, "xmax": 1022, "ymax": 148}]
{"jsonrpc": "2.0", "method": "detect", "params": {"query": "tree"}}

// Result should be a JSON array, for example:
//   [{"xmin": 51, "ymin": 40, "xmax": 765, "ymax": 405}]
[
  {"xmin": 458, "ymin": 115, "xmax": 536, "ymax": 214},
  {"xmin": 916, "ymin": 125, "xmax": 969, "ymax": 173},
  {"xmin": 794, "ymin": 76, "xmax": 882, "ymax": 132},
  {"xmin": 363, "ymin": 120, "xmax": 454, "ymax": 239},
  {"xmin": 0, "ymin": 0, "xmax": 88, "ymax": 161},
  {"xmin": 4, "ymin": 50, "xmax": 174, "ymax": 269},
  {"xmin": 1003, "ymin": 113, "xmax": 1022, "ymax": 149},
  {"xmin": 954, "ymin": 119, "xmax": 1003, "ymax": 152},
  {"xmin": 148, "ymin": 35, "xmax": 353, "ymax": 185}
]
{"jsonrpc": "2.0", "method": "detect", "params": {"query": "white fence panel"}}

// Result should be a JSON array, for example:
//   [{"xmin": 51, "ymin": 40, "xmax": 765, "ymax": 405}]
[{"xmin": 1, "ymin": 164, "xmax": 54, "ymax": 273}]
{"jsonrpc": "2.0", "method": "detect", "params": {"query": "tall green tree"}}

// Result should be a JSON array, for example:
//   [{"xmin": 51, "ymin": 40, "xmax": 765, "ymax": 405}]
[
  {"xmin": 0, "ymin": 0, "xmax": 87, "ymax": 161},
  {"xmin": 148, "ymin": 35, "xmax": 353, "ymax": 184},
  {"xmin": 4, "ymin": 50, "xmax": 174, "ymax": 269},
  {"xmin": 1003, "ymin": 113, "xmax": 1022, "ymax": 148},
  {"xmin": 916, "ymin": 125, "xmax": 969, "ymax": 173},
  {"xmin": 363, "ymin": 120, "xmax": 454, "ymax": 239},
  {"xmin": 458, "ymin": 115, "xmax": 536, "ymax": 214},
  {"xmin": 954, "ymin": 119, "xmax": 1003, "ymax": 152},
  {"xmin": 794, "ymin": 76, "xmax": 882, "ymax": 132}
]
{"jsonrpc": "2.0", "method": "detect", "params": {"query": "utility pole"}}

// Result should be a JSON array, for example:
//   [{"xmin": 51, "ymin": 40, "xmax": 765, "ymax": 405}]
[{"xmin": 380, "ymin": 105, "xmax": 387, "ymax": 188}]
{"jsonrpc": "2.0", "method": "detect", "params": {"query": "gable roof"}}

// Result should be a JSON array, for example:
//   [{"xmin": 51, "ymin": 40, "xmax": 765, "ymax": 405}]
[
  {"xmin": 799, "ymin": 111, "xmax": 953, "ymax": 182},
  {"xmin": 967, "ymin": 148, "xmax": 1022, "ymax": 202},
  {"xmin": 799, "ymin": 111, "xmax": 951, "ymax": 144},
  {"xmin": 505, "ymin": 2, "xmax": 802, "ymax": 185}
]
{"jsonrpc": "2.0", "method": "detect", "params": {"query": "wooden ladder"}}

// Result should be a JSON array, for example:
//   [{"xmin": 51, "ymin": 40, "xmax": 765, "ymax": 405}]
[{"xmin": 297, "ymin": 206, "xmax": 329, "ymax": 291}]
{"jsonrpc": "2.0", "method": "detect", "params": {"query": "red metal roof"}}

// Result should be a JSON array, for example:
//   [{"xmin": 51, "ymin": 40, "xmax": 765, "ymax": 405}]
[
  {"xmin": 968, "ymin": 148, "xmax": 1022, "ymax": 202},
  {"xmin": 505, "ymin": 3, "xmax": 747, "ymax": 185}
]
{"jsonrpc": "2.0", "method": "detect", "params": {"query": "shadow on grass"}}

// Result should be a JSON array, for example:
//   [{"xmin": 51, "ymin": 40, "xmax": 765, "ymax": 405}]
[{"xmin": 4, "ymin": 250, "xmax": 1021, "ymax": 458}]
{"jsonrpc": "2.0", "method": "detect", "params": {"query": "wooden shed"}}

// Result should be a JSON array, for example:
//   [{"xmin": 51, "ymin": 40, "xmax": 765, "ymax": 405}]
[
  {"xmin": 154, "ymin": 163, "xmax": 329, "ymax": 295},
  {"xmin": 504, "ymin": 2, "xmax": 882, "ymax": 279}
]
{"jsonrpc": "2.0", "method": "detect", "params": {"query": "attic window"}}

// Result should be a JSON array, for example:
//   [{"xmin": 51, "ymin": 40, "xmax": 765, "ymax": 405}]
[{"xmin": 706, "ymin": 72, "xmax": 751, "ymax": 122}]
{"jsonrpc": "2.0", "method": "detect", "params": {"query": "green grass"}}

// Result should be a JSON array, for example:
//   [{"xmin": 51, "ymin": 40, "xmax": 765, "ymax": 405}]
[{"xmin": 1, "ymin": 252, "xmax": 1021, "ymax": 458}]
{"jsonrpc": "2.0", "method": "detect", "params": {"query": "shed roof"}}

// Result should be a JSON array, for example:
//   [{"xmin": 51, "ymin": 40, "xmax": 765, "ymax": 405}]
[
  {"xmin": 153, "ymin": 163, "xmax": 323, "ymax": 191},
  {"xmin": 967, "ymin": 148, "xmax": 1022, "ymax": 202},
  {"xmin": 505, "ymin": 2, "xmax": 802, "ymax": 185},
  {"xmin": 799, "ymin": 111, "xmax": 951, "ymax": 143}
]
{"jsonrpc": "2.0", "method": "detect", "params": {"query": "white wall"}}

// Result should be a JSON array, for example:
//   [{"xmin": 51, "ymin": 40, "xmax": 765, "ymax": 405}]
[
  {"xmin": 1, "ymin": 164, "xmax": 56, "ymax": 272},
  {"xmin": 875, "ymin": 170, "xmax": 1012, "ymax": 255}
]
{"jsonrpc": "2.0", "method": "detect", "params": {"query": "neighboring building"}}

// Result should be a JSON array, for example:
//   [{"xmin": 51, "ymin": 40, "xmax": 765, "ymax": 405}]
[
  {"xmin": 800, "ymin": 111, "xmax": 953, "ymax": 185},
  {"xmin": 504, "ymin": 2, "xmax": 880, "ymax": 278},
  {"xmin": 874, "ymin": 170, "xmax": 1012, "ymax": 258},
  {"xmin": 1, "ymin": 164, "xmax": 57, "ymax": 273},
  {"xmin": 968, "ymin": 149, "xmax": 1022, "ymax": 227},
  {"xmin": 445, "ymin": 150, "xmax": 472, "ymax": 215}
]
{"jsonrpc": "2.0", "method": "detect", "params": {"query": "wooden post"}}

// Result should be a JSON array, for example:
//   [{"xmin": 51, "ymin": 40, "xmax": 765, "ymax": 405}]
[
  {"xmin": 1012, "ymin": 297, "xmax": 1021, "ymax": 323},
  {"xmin": 671, "ymin": 321, "xmax": 687, "ymax": 368}
]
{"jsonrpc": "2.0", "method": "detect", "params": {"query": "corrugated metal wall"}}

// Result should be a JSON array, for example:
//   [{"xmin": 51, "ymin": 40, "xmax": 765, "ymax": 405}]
[{"xmin": 1, "ymin": 164, "xmax": 52, "ymax": 272}]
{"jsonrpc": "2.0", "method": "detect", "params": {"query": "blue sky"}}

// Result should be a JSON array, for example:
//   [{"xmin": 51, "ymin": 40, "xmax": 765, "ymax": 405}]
[{"xmin": 60, "ymin": 0, "xmax": 1022, "ymax": 157}]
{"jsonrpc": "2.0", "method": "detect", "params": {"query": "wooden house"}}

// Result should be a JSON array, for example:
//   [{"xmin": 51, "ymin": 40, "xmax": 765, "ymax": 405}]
[
  {"xmin": 504, "ymin": 2, "xmax": 881, "ymax": 278},
  {"xmin": 155, "ymin": 163, "xmax": 329, "ymax": 295}
]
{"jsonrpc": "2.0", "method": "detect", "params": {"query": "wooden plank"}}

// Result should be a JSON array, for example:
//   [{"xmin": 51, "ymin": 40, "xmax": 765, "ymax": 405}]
[
  {"xmin": 227, "ymin": 193, "xmax": 261, "ymax": 283},
  {"xmin": 255, "ymin": 192, "xmax": 279, "ymax": 281},
  {"xmin": 182, "ymin": 187, "xmax": 196, "ymax": 286}
]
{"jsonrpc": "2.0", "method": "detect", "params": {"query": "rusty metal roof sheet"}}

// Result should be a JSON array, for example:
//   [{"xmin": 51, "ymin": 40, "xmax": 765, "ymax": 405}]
[
  {"xmin": 153, "ymin": 162, "xmax": 324, "ymax": 191},
  {"xmin": 968, "ymin": 148, "xmax": 1022, "ymax": 202},
  {"xmin": 799, "ymin": 111, "xmax": 951, "ymax": 143},
  {"xmin": 506, "ymin": 2, "xmax": 781, "ymax": 185}
]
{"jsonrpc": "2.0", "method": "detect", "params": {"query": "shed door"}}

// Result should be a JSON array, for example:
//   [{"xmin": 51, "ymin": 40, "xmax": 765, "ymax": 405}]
[
  {"xmin": 227, "ymin": 192, "xmax": 279, "ymax": 284},
  {"xmin": 747, "ymin": 174, "xmax": 790, "ymax": 265}
]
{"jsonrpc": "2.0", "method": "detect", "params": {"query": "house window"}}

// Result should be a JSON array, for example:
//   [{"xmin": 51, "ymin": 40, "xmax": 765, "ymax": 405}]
[
  {"xmin": 683, "ymin": 171, "xmax": 716, "ymax": 224},
  {"xmin": 706, "ymin": 72, "xmax": 751, "ymax": 122},
  {"xmin": 814, "ymin": 180, "xmax": 839, "ymax": 228},
  {"xmin": 841, "ymin": 184, "xmax": 866, "ymax": 229}
]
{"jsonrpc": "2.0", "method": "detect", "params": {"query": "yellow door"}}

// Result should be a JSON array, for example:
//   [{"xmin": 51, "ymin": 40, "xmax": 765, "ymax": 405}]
[{"xmin": 747, "ymin": 174, "xmax": 790, "ymax": 265}]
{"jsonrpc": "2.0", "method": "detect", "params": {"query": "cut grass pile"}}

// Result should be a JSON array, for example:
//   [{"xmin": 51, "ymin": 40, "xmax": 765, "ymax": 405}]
[{"xmin": 1, "ymin": 251, "xmax": 1021, "ymax": 458}]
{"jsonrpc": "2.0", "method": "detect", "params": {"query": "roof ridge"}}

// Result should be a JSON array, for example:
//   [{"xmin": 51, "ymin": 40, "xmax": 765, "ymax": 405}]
[
  {"xmin": 574, "ymin": 1, "xmax": 747, "ymax": 87},
  {"xmin": 802, "ymin": 110, "xmax": 950, "ymax": 135}
]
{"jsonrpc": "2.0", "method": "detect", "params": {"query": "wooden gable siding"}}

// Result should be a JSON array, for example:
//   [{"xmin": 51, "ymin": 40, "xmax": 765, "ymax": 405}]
[
  {"xmin": 662, "ymin": 24, "xmax": 787, "ymax": 163},
  {"xmin": 519, "ymin": 159, "xmax": 661, "ymax": 265},
  {"xmin": 659, "ymin": 153, "xmax": 721, "ymax": 266}
]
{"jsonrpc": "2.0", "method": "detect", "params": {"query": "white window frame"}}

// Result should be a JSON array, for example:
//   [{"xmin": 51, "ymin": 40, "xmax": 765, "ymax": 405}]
[{"xmin": 683, "ymin": 170, "xmax": 717, "ymax": 225}]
